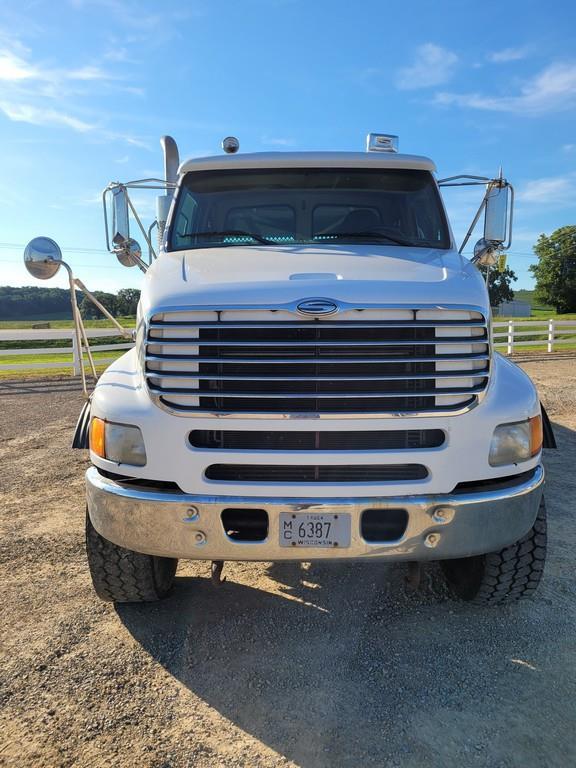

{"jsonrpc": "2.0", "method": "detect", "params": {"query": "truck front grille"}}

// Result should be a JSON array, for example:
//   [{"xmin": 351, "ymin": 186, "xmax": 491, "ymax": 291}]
[{"xmin": 145, "ymin": 308, "xmax": 490, "ymax": 416}]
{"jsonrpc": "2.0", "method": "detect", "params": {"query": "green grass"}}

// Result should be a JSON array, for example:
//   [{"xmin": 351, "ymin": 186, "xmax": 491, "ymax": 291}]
[
  {"xmin": 496, "ymin": 313, "xmax": 576, "ymax": 321},
  {"xmin": 0, "ymin": 349, "xmax": 127, "ymax": 379},
  {"xmin": 0, "ymin": 316, "xmax": 136, "ymax": 329}
]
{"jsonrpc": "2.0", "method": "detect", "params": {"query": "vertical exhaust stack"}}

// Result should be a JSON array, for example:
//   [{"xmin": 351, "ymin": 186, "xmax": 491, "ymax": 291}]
[{"xmin": 156, "ymin": 136, "xmax": 180, "ymax": 252}]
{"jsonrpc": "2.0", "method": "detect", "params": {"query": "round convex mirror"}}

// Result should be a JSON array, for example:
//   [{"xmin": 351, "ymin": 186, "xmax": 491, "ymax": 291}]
[
  {"xmin": 473, "ymin": 238, "xmax": 498, "ymax": 266},
  {"xmin": 23, "ymin": 237, "xmax": 63, "ymax": 280},
  {"xmin": 114, "ymin": 237, "xmax": 142, "ymax": 268}
]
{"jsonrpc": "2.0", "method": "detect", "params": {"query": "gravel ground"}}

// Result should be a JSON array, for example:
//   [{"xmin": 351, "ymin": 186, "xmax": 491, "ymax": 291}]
[{"xmin": 1, "ymin": 359, "xmax": 575, "ymax": 768}]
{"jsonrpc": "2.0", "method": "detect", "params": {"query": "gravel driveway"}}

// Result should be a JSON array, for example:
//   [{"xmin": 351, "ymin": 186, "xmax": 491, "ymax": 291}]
[{"xmin": 1, "ymin": 360, "xmax": 575, "ymax": 768}]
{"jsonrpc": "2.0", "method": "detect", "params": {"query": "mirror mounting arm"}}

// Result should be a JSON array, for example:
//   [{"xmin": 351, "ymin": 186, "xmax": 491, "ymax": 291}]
[{"xmin": 72, "ymin": 278, "xmax": 134, "ymax": 340}]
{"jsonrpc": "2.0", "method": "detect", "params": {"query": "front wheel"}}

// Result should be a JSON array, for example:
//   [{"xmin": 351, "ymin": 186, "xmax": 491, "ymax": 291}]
[
  {"xmin": 440, "ymin": 496, "xmax": 547, "ymax": 605},
  {"xmin": 85, "ymin": 511, "xmax": 178, "ymax": 603}
]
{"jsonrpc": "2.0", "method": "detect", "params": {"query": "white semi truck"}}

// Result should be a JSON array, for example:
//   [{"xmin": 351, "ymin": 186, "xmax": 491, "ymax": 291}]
[{"xmin": 24, "ymin": 133, "xmax": 554, "ymax": 605}]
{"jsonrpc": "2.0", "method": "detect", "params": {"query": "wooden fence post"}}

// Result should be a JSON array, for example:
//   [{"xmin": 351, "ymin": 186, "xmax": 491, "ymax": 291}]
[
  {"xmin": 507, "ymin": 320, "xmax": 514, "ymax": 355},
  {"xmin": 72, "ymin": 333, "xmax": 81, "ymax": 376},
  {"xmin": 547, "ymin": 319, "xmax": 555, "ymax": 353}
]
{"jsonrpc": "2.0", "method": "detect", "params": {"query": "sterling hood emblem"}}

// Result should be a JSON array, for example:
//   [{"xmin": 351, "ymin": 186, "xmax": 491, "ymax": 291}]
[{"xmin": 296, "ymin": 298, "xmax": 339, "ymax": 316}]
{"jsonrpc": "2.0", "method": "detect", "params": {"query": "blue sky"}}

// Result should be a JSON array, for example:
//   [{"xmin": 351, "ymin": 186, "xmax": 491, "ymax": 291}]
[{"xmin": 0, "ymin": 0, "xmax": 575, "ymax": 294}]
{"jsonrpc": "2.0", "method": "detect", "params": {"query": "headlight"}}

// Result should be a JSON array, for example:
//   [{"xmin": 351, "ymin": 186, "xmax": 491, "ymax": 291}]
[
  {"xmin": 489, "ymin": 415, "xmax": 542, "ymax": 467},
  {"xmin": 89, "ymin": 418, "xmax": 147, "ymax": 466}
]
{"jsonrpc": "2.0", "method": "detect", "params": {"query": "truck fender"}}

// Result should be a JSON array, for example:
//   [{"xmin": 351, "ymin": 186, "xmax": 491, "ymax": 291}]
[
  {"xmin": 541, "ymin": 402, "xmax": 557, "ymax": 449},
  {"xmin": 72, "ymin": 397, "xmax": 92, "ymax": 449}
]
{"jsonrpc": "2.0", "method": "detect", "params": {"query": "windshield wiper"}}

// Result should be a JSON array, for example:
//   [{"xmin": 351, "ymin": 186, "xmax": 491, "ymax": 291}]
[
  {"xmin": 325, "ymin": 231, "xmax": 412, "ymax": 246},
  {"xmin": 186, "ymin": 230, "xmax": 276, "ymax": 245}
]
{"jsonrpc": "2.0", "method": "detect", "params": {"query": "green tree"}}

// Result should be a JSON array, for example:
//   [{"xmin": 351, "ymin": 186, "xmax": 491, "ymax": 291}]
[
  {"xmin": 116, "ymin": 288, "xmax": 140, "ymax": 316},
  {"xmin": 79, "ymin": 291, "xmax": 118, "ymax": 319},
  {"xmin": 530, "ymin": 226, "xmax": 576, "ymax": 313},
  {"xmin": 479, "ymin": 265, "xmax": 517, "ymax": 307}
]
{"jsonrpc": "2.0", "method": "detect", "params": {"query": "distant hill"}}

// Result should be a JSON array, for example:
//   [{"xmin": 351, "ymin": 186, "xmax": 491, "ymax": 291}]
[{"xmin": 514, "ymin": 289, "xmax": 535, "ymax": 305}]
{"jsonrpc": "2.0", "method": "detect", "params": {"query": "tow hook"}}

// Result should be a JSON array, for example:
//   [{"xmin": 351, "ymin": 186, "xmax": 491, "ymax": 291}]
[{"xmin": 211, "ymin": 560, "xmax": 226, "ymax": 586}]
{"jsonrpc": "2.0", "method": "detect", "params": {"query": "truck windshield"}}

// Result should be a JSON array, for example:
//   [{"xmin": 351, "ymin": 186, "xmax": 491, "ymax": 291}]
[{"xmin": 169, "ymin": 167, "xmax": 450, "ymax": 251}]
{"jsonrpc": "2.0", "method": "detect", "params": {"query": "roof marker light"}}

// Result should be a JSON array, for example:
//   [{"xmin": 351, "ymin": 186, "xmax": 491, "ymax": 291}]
[
  {"xmin": 222, "ymin": 136, "xmax": 240, "ymax": 154},
  {"xmin": 366, "ymin": 133, "xmax": 399, "ymax": 153}
]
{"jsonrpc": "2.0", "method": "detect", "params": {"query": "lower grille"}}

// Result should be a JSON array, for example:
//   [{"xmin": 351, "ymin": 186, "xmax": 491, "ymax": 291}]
[
  {"xmin": 190, "ymin": 429, "xmax": 445, "ymax": 450},
  {"xmin": 145, "ymin": 307, "xmax": 490, "ymax": 415},
  {"xmin": 205, "ymin": 464, "xmax": 428, "ymax": 482}
]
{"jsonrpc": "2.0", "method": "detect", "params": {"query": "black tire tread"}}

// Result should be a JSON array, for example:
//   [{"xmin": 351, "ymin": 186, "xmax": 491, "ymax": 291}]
[
  {"xmin": 85, "ymin": 511, "xmax": 177, "ymax": 603},
  {"xmin": 442, "ymin": 497, "xmax": 547, "ymax": 605}
]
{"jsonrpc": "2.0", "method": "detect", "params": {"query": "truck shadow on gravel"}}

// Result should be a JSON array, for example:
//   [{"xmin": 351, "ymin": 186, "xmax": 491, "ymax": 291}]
[
  {"xmin": 116, "ymin": 429, "xmax": 573, "ymax": 766},
  {"xmin": 117, "ymin": 476, "xmax": 574, "ymax": 768}
]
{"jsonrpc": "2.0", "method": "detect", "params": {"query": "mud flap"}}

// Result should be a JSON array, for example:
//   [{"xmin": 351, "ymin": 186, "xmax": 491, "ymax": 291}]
[
  {"xmin": 72, "ymin": 398, "xmax": 92, "ymax": 449},
  {"xmin": 541, "ymin": 402, "xmax": 557, "ymax": 449}
]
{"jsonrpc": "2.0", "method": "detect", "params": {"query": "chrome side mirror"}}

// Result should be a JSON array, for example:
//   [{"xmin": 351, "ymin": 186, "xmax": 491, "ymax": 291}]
[
  {"xmin": 484, "ymin": 183, "xmax": 509, "ymax": 244},
  {"xmin": 112, "ymin": 235, "xmax": 142, "ymax": 268},
  {"xmin": 112, "ymin": 186, "xmax": 130, "ymax": 243},
  {"xmin": 472, "ymin": 238, "xmax": 499, "ymax": 266},
  {"xmin": 23, "ymin": 237, "xmax": 63, "ymax": 280}
]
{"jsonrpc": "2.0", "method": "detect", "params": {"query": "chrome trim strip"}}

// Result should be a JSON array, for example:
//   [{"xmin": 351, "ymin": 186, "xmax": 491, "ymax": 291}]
[
  {"xmin": 144, "ymin": 354, "xmax": 490, "ymax": 364},
  {"xmin": 145, "ymin": 371, "xmax": 489, "ymax": 382},
  {"xmin": 151, "ymin": 387, "xmax": 484, "ymax": 399},
  {"xmin": 148, "ymin": 301, "xmax": 488, "ymax": 315},
  {"xmin": 154, "ymin": 403, "xmax": 478, "ymax": 418},
  {"xmin": 145, "ymin": 338, "xmax": 487, "ymax": 347},
  {"xmin": 149, "ymin": 321, "xmax": 487, "ymax": 329}
]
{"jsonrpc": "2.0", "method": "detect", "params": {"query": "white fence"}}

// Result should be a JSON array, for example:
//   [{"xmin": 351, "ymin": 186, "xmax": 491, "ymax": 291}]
[
  {"xmin": 1, "ymin": 320, "xmax": 575, "ymax": 375},
  {"xmin": 492, "ymin": 319, "xmax": 576, "ymax": 355},
  {"xmin": 0, "ymin": 328, "xmax": 134, "ymax": 374}
]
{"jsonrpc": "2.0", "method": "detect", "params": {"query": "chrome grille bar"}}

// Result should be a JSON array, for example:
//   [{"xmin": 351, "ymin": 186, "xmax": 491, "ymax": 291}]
[
  {"xmin": 144, "ymin": 354, "xmax": 490, "ymax": 364},
  {"xmin": 146, "ymin": 337, "xmax": 486, "ymax": 347},
  {"xmin": 145, "ymin": 371, "xmax": 489, "ymax": 381},
  {"xmin": 149, "ymin": 321, "xmax": 486, "ymax": 329},
  {"xmin": 149, "ymin": 386, "xmax": 486, "ymax": 399}
]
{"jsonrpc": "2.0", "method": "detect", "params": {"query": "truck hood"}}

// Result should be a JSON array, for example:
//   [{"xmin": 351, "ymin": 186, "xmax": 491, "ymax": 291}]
[{"xmin": 140, "ymin": 245, "xmax": 488, "ymax": 314}]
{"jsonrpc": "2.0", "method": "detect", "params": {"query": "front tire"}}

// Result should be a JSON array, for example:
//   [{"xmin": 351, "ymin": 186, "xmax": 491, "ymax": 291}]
[
  {"xmin": 440, "ymin": 496, "xmax": 547, "ymax": 605},
  {"xmin": 85, "ymin": 511, "xmax": 178, "ymax": 603}
]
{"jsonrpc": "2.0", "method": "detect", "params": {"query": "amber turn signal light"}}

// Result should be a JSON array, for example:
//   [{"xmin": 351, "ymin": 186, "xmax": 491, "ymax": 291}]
[
  {"xmin": 530, "ymin": 414, "xmax": 543, "ymax": 457},
  {"xmin": 90, "ymin": 417, "xmax": 106, "ymax": 459}
]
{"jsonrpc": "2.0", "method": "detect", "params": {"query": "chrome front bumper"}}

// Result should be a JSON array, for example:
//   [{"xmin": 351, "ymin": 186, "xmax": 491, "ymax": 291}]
[{"xmin": 86, "ymin": 465, "xmax": 544, "ymax": 562}]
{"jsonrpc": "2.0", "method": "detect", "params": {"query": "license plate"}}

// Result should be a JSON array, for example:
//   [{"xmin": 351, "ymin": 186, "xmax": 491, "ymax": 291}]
[{"xmin": 279, "ymin": 512, "xmax": 351, "ymax": 548}]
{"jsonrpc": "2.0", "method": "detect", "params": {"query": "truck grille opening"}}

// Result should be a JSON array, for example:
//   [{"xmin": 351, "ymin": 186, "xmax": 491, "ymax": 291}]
[
  {"xmin": 145, "ymin": 308, "xmax": 490, "ymax": 415},
  {"xmin": 205, "ymin": 464, "xmax": 428, "ymax": 483},
  {"xmin": 221, "ymin": 508, "xmax": 268, "ymax": 541},
  {"xmin": 189, "ymin": 429, "xmax": 445, "ymax": 450},
  {"xmin": 361, "ymin": 508, "xmax": 409, "ymax": 542}
]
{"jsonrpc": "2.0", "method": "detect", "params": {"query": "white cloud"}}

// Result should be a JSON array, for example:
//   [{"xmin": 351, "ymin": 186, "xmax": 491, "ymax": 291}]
[
  {"xmin": 563, "ymin": 144, "xmax": 575, "ymax": 152},
  {"xmin": 396, "ymin": 44, "xmax": 458, "ymax": 90},
  {"xmin": 0, "ymin": 101, "xmax": 94, "ymax": 132},
  {"xmin": 0, "ymin": 51, "xmax": 36, "ymax": 81},
  {"xmin": 435, "ymin": 62, "xmax": 576, "ymax": 115},
  {"xmin": 518, "ymin": 175, "xmax": 576, "ymax": 204},
  {"xmin": 67, "ymin": 65, "xmax": 115, "ymax": 81},
  {"xmin": 0, "ymin": 35, "xmax": 147, "ymax": 146},
  {"xmin": 487, "ymin": 47, "xmax": 527, "ymax": 64}
]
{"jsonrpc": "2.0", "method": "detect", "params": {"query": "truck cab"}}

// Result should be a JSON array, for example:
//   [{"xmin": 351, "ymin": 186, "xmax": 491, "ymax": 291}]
[{"xmin": 25, "ymin": 134, "xmax": 547, "ymax": 605}]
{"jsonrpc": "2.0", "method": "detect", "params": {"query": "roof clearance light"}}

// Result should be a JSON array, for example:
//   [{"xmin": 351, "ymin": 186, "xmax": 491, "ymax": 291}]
[
  {"xmin": 222, "ymin": 136, "xmax": 240, "ymax": 154},
  {"xmin": 366, "ymin": 133, "xmax": 399, "ymax": 153}
]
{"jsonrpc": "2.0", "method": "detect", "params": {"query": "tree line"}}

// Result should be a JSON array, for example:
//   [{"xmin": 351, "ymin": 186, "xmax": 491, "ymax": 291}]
[
  {"xmin": 0, "ymin": 286, "xmax": 141, "ymax": 320},
  {"xmin": 485, "ymin": 224, "xmax": 576, "ymax": 312}
]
